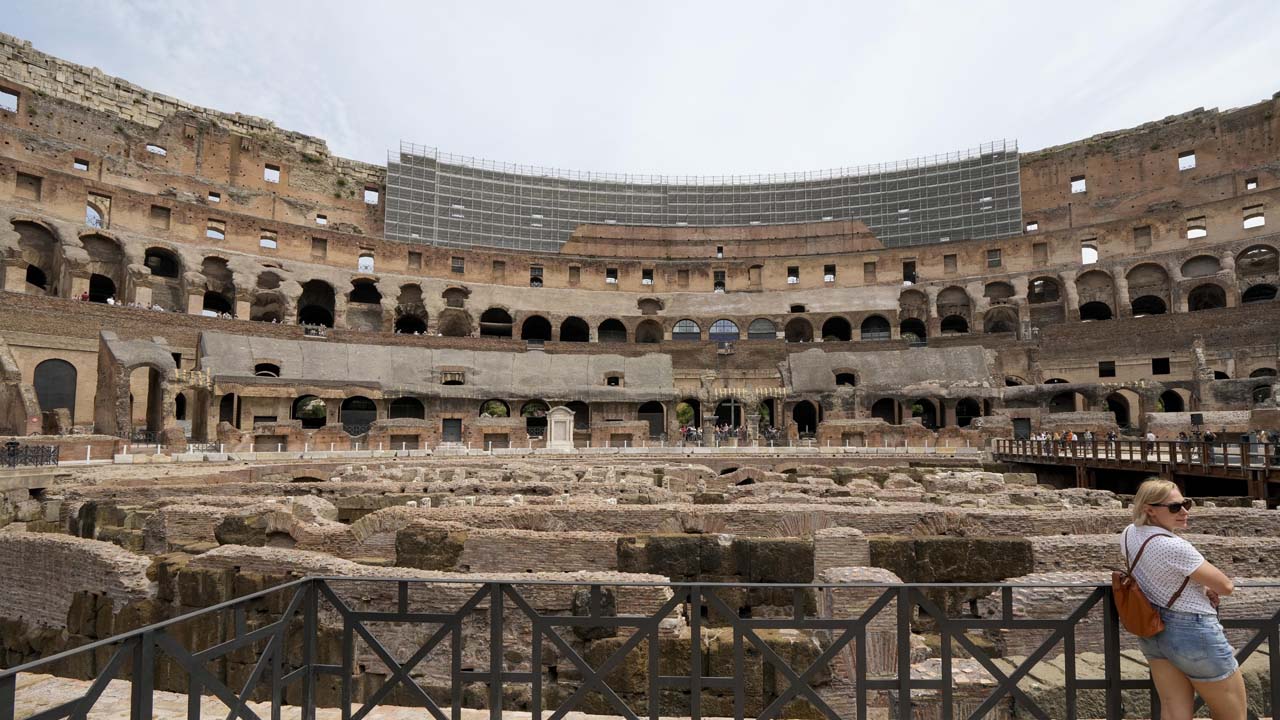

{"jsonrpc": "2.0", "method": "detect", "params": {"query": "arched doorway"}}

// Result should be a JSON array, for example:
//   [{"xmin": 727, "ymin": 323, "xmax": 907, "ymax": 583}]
[
  {"xmin": 821, "ymin": 316, "xmax": 851, "ymax": 341},
  {"xmin": 33, "ymin": 359, "xmax": 77, "ymax": 424},
  {"xmin": 1079, "ymin": 302, "xmax": 1113, "ymax": 321},
  {"xmin": 1130, "ymin": 296, "xmax": 1167, "ymax": 316},
  {"xmin": 635, "ymin": 319, "xmax": 663, "ymax": 344},
  {"xmin": 638, "ymin": 401, "xmax": 665, "ymax": 439},
  {"xmin": 521, "ymin": 400, "xmax": 550, "ymax": 437},
  {"xmin": 598, "ymin": 319, "xmax": 628, "ymax": 343},
  {"xmin": 1242, "ymin": 284, "xmax": 1277, "ymax": 304},
  {"xmin": 910, "ymin": 399, "xmax": 938, "ymax": 429},
  {"xmin": 675, "ymin": 399, "xmax": 701, "ymax": 429},
  {"xmin": 560, "ymin": 317, "xmax": 589, "ymax": 342},
  {"xmin": 566, "ymin": 401, "xmax": 590, "ymax": 431},
  {"xmin": 792, "ymin": 401, "xmax": 819, "ymax": 436},
  {"xmin": 291, "ymin": 395, "xmax": 327, "ymax": 429},
  {"xmin": 297, "ymin": 280, "xmax": 336, "ymax": 327},
  {"xmin": 520, "ymin": 315, "xmax": 552, "ymax": 341},
  {"xmin": 860, "ymin": 315, "xmax": 891, "ymax": 341},
  {"xmin": 982, "ymin": 309, "xmax": 1018, "ymax": 334},
  {"xmin": 784, "ymin": 317, "xmax": 813, "ymax": 343},
  {"xmin": 389, "ymin": 397, "xmax": 425, "ymax": 420},
  {"xmin": 1105, "ymin": 393, "xmax": 1130, "ymax": 427},
  {"xmin": 88, "ymin": 274, "xmax": 116, "ymax": 303},
  {"xmin": 871, "ymin": 398, "xmax": 898, "ymax": 424},
  {"xmin": 955, "ymin": 398, "xmax": 981, "ymax": 427},
  {"xmin": 1158, "ymin": 390, "xmax": 1185, "ymax": 413},
  {"xmin": 202, "ymin": 290, "xmax": 233, "ymax": 317},
  {"xmin": 395, "ymin": 315, "xmax": 427, "ymax": 334},
  {"xmin": 218, "ymin": 393, "xmax": 238, "ymax": 428},
  {"xmin": 747, "ymin": 318, "xmax": 776, "ymax": 340},
  {"xmin": 899, "ymin": 318, "xmax": 926, "ymax": 343},
  {"xmin": 940, "ymin": 315, "xmax": 969, "ymax": 334},
  {"xmin": 340, "ymin": 397, "xmax": 377, "ymax": 435},
  {"xmin": 1188, "ymin": 284, "xmax": 1226, "ymax": 311},
  {"xmin": 479, "ymin": 308, "xmax": 514, "ymax": 338},
  {"xmin": 672, "ymin": 319, "xmax": 701, "ymax": 341},
  {"xmin": 714, "ymin": 398, "xmax": 745, "ymax": 428},
  {"xmin": 709, "ymin": 319, "xmax": 740, "ymax": 343}
]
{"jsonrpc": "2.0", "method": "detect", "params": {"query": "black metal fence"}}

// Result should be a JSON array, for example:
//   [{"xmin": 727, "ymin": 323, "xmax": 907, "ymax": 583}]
[
  {"xmin": 0, "ymin": 442, "xmax": 58, "ymax": 468},
  {"xmin": 1, "ymin": 577, "xmax": 1277, "ymax": 720}
]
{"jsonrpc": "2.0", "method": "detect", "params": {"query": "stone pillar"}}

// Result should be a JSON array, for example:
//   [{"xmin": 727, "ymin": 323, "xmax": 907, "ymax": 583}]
[
  {"xmin": 2, "ymin": 259, "xmax": 28, "ymax": 293},
  {"xmin": 942, "ymin": 399, "xmax": 957, "ymax": 429},
  {"xmin": 69, "ymin": 272, "xmax": 90, "ymax": 301},
  {"xmin": 186, "ymin": 291, "xmax": 205, "ymax": 316},
  {"xmin": 1061, "ymin": 272, "xmax": 1080, "ymax": 321},
  {"xmin": 235, "ymin": 290, "xmax": 253, "ymax": 320},
  {"xmin": 1112, "ymin": 274, "xmax": 1131, "ymax": 318},
  {"xmin": 132, "ymin": 283, "xmax": 153, "ymax": 308}
]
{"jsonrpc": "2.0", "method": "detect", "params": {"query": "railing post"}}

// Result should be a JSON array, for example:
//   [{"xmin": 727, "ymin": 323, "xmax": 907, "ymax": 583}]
[
  {"xmin": 489, "ymin": 582, "xmax": 503, "ymax": 720},
  {"xmin": 1, "ymin": 673, "xmax": 14, "ymax": 720},
  {"xmin": 130, "ymin": 631, "xmax": 155, "ymax": 720},
  {"xmin": 1102, "ymin": 587, "xmax": 1123, "ymax": 720},
  {"xmin": 301, "ymin": 580, "xmax": 318, "ymax": 720},
  {"xmin": 896, "ymin": 586, "xmax": 912, "ymax": 720}
]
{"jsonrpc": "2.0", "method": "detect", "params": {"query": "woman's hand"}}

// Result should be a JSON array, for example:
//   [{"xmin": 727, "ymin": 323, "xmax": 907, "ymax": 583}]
[{"xmin": 1207, "ymin": 589, "xmax": 1221, "ymax": 609}]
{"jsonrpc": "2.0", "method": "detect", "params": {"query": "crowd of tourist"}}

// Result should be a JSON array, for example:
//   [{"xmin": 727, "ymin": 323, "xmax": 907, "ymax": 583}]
[
  {"xmin": 678, "ymin": 424, "xmax": 783, "ymax": 445},
  {"xmin": 76, "ymin": 291, "xmax": 167, "ymax": 312}
]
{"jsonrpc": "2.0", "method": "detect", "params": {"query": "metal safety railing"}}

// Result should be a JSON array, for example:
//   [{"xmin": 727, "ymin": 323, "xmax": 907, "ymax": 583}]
[
  {"xmin": 0, "ymin": 442, "xmax": 58, "ymax": 468},
  {"xmin": 2, "ymin": 577, "xmax": 1279, "ymax": 720},
  {"xmin": 994, "ymin": 438, "xmax": 1280, "ymax": 473}
]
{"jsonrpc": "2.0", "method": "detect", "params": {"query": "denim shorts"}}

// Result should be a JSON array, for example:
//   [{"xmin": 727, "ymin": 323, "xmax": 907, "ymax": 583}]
[{"xmin": 1137, "ymin": 607, "xmax": 1239, "ymax": 682}]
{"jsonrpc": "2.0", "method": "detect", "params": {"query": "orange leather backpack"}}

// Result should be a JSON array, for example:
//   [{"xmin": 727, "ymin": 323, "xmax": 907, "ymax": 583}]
[{"xmin": 1112, "ymin": 529, "xmax": 1191, "ymax": 637}]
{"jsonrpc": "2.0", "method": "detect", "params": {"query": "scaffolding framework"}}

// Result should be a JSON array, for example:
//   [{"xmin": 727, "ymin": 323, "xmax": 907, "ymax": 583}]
[{"xmin": 384, "ymin": 140, "xmax": 1022, "ymax": 251}]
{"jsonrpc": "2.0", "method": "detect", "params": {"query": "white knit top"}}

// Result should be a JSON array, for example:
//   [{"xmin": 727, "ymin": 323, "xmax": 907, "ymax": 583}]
[{"xmin": 1119, "ymin": 523, "xmax": 1215, "ymax": 615}]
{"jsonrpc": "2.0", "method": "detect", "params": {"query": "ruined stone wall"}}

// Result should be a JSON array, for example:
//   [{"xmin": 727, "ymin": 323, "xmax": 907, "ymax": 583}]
[{"xmin": 0, "ymin": 531, "xmax": 151, "ymax": 628}]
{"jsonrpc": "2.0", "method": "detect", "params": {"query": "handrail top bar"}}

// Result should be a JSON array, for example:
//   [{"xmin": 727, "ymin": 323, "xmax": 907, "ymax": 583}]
[{"xmin": 4, "ymin": 575, "xmax": 1279, "ymax": 679}]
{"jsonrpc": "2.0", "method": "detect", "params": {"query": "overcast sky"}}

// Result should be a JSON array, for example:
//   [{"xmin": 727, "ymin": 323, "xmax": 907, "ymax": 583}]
[{"xmin": 6, "ymin": 1, "xmax": 1280, "ymax": 176}]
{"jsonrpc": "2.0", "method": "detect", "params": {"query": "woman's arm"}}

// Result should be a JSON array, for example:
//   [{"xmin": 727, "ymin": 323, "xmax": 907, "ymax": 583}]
[{"xmin": 1190, "ymin": 560, "xmax": 1235, "ymax": 596}]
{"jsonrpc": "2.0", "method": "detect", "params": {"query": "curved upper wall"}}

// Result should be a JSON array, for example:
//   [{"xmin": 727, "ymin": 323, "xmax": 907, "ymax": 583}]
[{"xmin": 385, "ymin": 141, "xmax": 1023, "ymax": 251}]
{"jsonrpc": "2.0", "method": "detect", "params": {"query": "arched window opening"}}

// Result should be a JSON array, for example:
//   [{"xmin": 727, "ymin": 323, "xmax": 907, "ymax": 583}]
[
  {"xmin": 672, "ymin": 319, "xmax": 701, "ymax": 341},
  {"xmin": 480, "ymin": 400, "xmax": 510, "ymax": 417},
  {"xmin": 218, "ymin": 393, "xmax": 238, "ymax": 427},
  {"xmin": 784, "ymin": 317, "xmax": 813, "ymax": 343},
  {"xmin": 1214, "ymin": 371, "xmax": 1231, "ymax": 380},
  {"xmin": 340, "ymin": 396, "xmax": 377, "ymax": 436},
  {"xmin": 1079, "ymin": 302, "xmax": 1113, "ymax": 321},
  {"xmin": 821, "ymin": 316, "xmax": 852, "ymax": 342},
  {"xmin": 940, "ymin": 315, "xmax": 969, "ymax": 334},
  {"xmin": 598, "ymin": 318, "xmax": 628, "ymax": 343},
  {"xmin": 1250, "ymin": 368, "xmax": 1277, "ymax": 378},
  {"xmin": 175, "ymin": 393, "xmax": 186, "ymax": 421},
  {"xmin": 635, "ymin": 319, "xmax": 663, "ymax": 344},
  {"xmin": 560, "ymin": 316, "xmax": 590, "ymax": 342},
  {"xmin": 835, "ymin": 372, "xmax": 857, "ymax": 387},
  {"xmin": 1131, "ymin": 296, "xmax": 1167, "ymax": 316},
  {"xmin": 900, "ymin": 318, "xmax": 926, "ymax": 343},
  {"xmin": 747, "ymin": 318, "xmax": 776, "ymax": 340},
  {"xmin": 709, "ymin": 319, "xmax": 739, "ymax": 342},
  {"xmin": 521, "ymin": 315, "xmax": 552, "ymax": 341},
  {"xmin": 479, "ymin": 308, "xmax": 514, "ymax": 338},
  {"xmin": 33, "ymin": 359, "xmax": 77, "ymax": 424},
  {"xmin": 1188, "ymin": 284, "xmax": 1226, "ymax": 312},
  {"xmin": 357, "ymin": 253, "xmax": 375, "ymax": 273},
  {"xmin": 298, "ymin": 306, "xmax": 333, "ymax": 327},
  {"xmin": 955, "ymin": 398, "xmax": 981, "ymax": 427},
  {"xmin": 984, "ymin": 282, "xmax": 1015, "ymax": 301},
  {"xmin": 389, "ymin": 397, "xmax": 425, "ymax": 420},
  {"xmin": 1180, "ymin": 255, "xmax": 1221, "ymax": 278},
  {"xmin": 442, "ymin": 287, "xmax": 469, "ymax": 308},
  {"xmin": 1005, "ymin": 376, "xmax": 1026, "ymax": 386},
  {"xmin": 85, "ymin": 203, "xmax": 104, "ymax": 228},
  {"xmin": 254, "ymin": 363, "xmax": 280, "ymax": 377},
  {"xmin": 715, "ymin": 398, "xmax": 745, "ymax": 428},
  {"xmin": 1238, "ymin": 245, "xmax": 1278, "ymax": 276},
  {"xmin": 1254, "ymin": 386, "xmax": 1274, "ymax": 406},
  {"xmin": 349, "ymin": 280, "xmax": 382, "ymax": 305},
  {"xmin": 291, "ymin": 395, "xmax": 327, "ymax": 429}
]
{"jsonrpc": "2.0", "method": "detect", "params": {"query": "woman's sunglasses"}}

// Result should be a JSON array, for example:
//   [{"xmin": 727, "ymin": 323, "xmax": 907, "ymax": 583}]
[{"xmin": 1149, "ymin": 500, "xmax": 1193, "ymax": 513}]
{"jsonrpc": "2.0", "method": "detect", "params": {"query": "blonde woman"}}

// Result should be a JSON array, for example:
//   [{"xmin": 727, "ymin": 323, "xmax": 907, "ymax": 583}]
[{"xmin": 1121, "ymin": 478, "xmax": 1245, "ymax": 719}]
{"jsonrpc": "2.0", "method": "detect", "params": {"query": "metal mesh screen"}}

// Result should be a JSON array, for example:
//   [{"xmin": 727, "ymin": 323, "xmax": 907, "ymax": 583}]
[{"xmin": 385, "ymin": 140, "xmax": 1021, "ymax": 251}]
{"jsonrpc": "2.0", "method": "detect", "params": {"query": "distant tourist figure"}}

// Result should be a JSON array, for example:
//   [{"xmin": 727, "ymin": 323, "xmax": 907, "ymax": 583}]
[{"xmin": 1121, "ymin": 479, "xmax": 1244, "ymax": 718}]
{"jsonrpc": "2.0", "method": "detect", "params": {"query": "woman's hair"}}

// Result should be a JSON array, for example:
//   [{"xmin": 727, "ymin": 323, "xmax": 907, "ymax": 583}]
[{"xmin": 1132, "ymin": 478, "xmax": 1178, "ymax": 525}]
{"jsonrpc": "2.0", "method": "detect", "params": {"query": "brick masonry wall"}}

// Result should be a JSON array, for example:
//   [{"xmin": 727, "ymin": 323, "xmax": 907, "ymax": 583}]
[{"xmin": 0, "ymin": 531, "xmax": 151, "ymax": 627}]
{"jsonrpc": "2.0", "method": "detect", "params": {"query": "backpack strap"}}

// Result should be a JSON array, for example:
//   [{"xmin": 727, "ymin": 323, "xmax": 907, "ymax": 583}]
[
  {"xmin": 1124, "ymin": 529, "xmax": 1174, "ymax": 574},
  {"xmin": 1125, "ymin": 529, "xmax": 1195, "ymax": 609}
]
